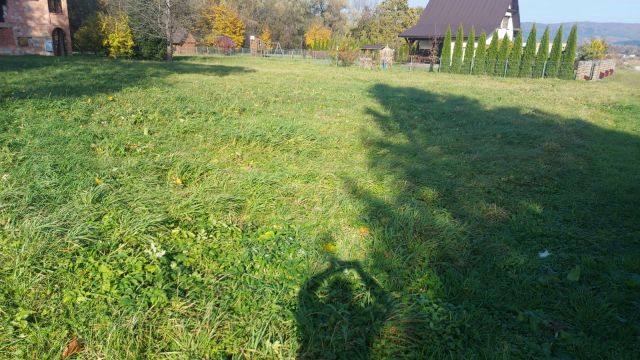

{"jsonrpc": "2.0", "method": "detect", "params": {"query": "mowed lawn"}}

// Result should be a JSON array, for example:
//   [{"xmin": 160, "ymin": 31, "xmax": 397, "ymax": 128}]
[{"xmin": 1, "ymin": 55, "xmax": 639, "ymax": 359}]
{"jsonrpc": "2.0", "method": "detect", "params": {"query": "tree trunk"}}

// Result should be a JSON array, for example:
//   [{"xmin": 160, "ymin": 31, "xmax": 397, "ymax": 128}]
[{"xmin": 165, "ymin": 0, "xmax": 173, "ymax": 61}]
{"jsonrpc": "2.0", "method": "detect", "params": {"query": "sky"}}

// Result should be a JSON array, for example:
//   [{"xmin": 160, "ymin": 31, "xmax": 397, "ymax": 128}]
[{"xmin": 407, "ymin": 0, "xmax": 640, "ymax": 24}]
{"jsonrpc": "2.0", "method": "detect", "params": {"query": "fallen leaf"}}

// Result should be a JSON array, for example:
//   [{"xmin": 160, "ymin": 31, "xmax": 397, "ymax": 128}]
[
  {"xmin": 358, "ymin": 226, "xmax": 371, "ymax": 237},
  {"xmin": 323, "ymin": 243, "xmax": 337, "ymax": 253},
  {"xmin": 61, "ymin": 337, "xmax": 83, "ymax": 359},
  {"xmin": 95, "ymin": 177, "xmax": 104, "ymax": 186}
]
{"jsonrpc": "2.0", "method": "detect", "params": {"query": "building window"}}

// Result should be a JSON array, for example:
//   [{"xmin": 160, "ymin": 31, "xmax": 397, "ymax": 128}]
[
  {"xmin": 0, "ymin": 0, "xmax": 7, "ymax": 23},
  {"xmin": 48, "ymin": 0, "xmax": 63, "ymax": 14}
]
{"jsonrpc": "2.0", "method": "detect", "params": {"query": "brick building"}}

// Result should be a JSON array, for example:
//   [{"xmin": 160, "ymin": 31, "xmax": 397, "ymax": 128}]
[{"xmin": 0, "ymin": 0, "xmax": 72, "ymax": 56}]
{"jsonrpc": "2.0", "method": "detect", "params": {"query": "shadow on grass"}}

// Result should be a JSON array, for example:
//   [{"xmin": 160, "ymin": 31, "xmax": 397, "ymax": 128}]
[
  {"xmin": 0, "ymin": 55, "xmax": 254, "ymax": 100},
  {"xmin": 296, "ymin": 259, "xmax": 392, "ymax": 359},
  {"xmin": 298, "ymin": 84, "xmax": 640, "ymax": 358}
]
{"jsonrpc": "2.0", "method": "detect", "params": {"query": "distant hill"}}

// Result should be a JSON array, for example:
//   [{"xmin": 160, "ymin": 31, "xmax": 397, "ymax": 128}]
[{"xmin": 521, "ymin": 22, "xmax": 640, "ymax": 44}]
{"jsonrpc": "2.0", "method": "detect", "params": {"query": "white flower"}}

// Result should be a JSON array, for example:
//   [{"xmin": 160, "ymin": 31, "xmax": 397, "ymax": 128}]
[{"xmin": 145, "ymin": 241, "xmax": 166, "ymax": 258}]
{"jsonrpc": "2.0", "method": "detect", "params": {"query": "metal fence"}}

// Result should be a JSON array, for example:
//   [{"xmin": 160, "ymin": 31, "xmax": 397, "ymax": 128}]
[
  {"xmin": 188, "ymin": 47, "xmax": 333, "ymax": 62},
  {"xmin": 178, "ymin": 47, "xmax": 579, "ymax": 79}
]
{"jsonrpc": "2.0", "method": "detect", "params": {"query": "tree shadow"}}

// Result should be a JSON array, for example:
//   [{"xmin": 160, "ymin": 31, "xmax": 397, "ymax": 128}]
[
  {"xmin": 299, "ymin": 84, "xmax": 640, "ymax": 358},
  {"xmin": 295, "ymin": 258, "xmax": 393, "ymax": 360},
  {"xmin": 0, "ymin": 56, "xmax": 254, "ymax": 101}
]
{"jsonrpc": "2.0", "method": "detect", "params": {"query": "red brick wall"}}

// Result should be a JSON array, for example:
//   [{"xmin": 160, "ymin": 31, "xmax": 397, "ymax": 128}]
[
  {"xmin": 0, "ymin": 0, "xmax": 72, "ymax": 55},
  {"xmin": 0, "ymin": 27, "xmax": 15, "ymax": 47}
]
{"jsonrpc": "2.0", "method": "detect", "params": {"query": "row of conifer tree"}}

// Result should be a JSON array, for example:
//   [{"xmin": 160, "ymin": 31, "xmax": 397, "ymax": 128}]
[{"xmin": 439, "ymin": 24, "xmax": 578, "ymax": 80}]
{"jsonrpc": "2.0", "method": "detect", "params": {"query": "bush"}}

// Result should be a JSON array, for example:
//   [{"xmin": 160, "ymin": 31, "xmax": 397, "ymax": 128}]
[
  {"xmin": 496, "ymin": 34, "xmax": 511, "ymax": 76},
  {"xmin": 451, "ymin": 25, "xmax": 464, "ymax": 73},
  {"xmin": 520, "ymin": 24, "xmax": 537, "ymax": 78},
  {"xmin": 547, "ymin": 25, "xmax": 564, "ymax": 78},
  {"xmin": 534, "ymin": 27, "xmax": 550, "ymax": 78},
  {"xmin": 486, "ymin": 32, "xmax": 500, "ymax": 76},
  {"xmin": 440, "ymin": 26, "xmax": 452, "ymax": 73},
  {"xmin": 100, "ymin": 14, "xmax": 134, "ymax": 59},
  {"xmin": 74, "ymin": 16, "xmax": 104, "ymax": 54},
  {"xmin": 580, "ymin": 38, "xmax": 608, "ymax": 60},
  {"xmin": 472, "ymin": 32, "xmax": 487, "ymax": 75},
  {"xmin": 559, "ymin": 25, "xmax": 578, "ymax": 79},
  {"xmin": 214, "ymin": 36, "xmax": 235, "ymax": 49},
  {"xmin": 328, "ymin": 37, "xmax": 359, "ymax": 66},
  {"xmin": 135, "ymin": 38, "xmax": 167, "ymax": 60},
  {"xmin": 507, "ymin": 31, "xmax": 523, "ymax": 77},
  {"xmin": 463, "ymin": 27, "xmax": 476, "ymax": 75}
]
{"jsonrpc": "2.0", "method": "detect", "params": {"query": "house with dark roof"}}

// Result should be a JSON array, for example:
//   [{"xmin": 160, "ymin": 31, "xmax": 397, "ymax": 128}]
[{"xmin": 401, "ymin": 0, "xmax": 520, "ymax": 57}]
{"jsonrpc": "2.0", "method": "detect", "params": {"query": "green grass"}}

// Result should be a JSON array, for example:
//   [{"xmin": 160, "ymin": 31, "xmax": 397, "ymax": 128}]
[{"xmin": 1, "ymin": 55, "xmax": 639, "ymax": 359}]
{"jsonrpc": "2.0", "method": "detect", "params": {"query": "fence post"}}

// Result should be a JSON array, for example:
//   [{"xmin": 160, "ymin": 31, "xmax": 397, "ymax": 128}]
[
  {"xmin": 504, "ymin": 59, "xmax": 508, "ymax": 77},
  {"xmin": 542, "ymin": 60, "xmax": 547, "ymax": 79},
  {"xmin": 470, "ymin": 57, "xmax": 474, "ymax": 75}
]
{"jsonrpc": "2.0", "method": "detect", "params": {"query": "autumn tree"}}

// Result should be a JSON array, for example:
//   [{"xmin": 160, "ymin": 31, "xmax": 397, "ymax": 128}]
[
  {"xmin": 261, "ymin": 26, "xmax": 273, "ymax": 50},
  {"xmin": 204, "ymin": 3, "xmax": 246, "ymax": 48},
  {"xmin": 534, "ymin": 27, "xmax": 550, "ymax": 78},
  {"xmin": 451, "ymin": 25, "xmax": 464, "ymax": 74},
  {"xmin": 100, "ymin": 13, "xmax": 135, "ymax": 58},
  {"xmin": 547, "ymin": 25, "xmax": 564, "ymax": 78},
  {"xmin": 506, "ymin": 31, "xmax": 523, "ymax": 77},
  {"xmin": 580, "ymin": 38, "xmax": 608, "ymax": 60},
  {"xmin": 472, "ymin": 32, "xmax": 487, "ymax": 75},
  {"xmin": 351, "ymin": 0, "xmax": 420, "ymax": 49},
  {"xmin": 305, "ymin": 23, "xmax": 332, "ymax": 50},
  {"xmin": 440, "ymin": 26, "xmax": 452, "ymax": 73},
  {"xmin": 519, "ymin": 24, "xmax": 537, "ymax": 78},
  {"xmin": 309, "ymin": 0, "xmax": 348, "ymax": 33}
]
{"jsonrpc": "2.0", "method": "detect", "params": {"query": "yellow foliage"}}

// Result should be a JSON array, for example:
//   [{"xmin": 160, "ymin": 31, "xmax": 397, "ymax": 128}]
[
  {"xmin": 323, "ymin": 243, "xmax": 337, "ymax": 253},
  {"xmin": 581, "ymin": 38, "xmax": 608, "ymax": 60},
  {"xmin": 99, "ymin": 14, "xmax": 134, "ymax": 59},
  {"xmin": 304, "ymin": 23, "xmax": 332, "ymax": 50},
  {"xmin": 261, "ymin": 26, "xmax": 273, "ymax": 50},
  {"xmin": 204, "ymin": 4, "xmax": 246, "ymax": 48}
]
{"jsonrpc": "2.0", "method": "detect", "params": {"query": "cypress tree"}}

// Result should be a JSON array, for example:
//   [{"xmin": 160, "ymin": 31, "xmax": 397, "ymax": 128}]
[
  {"xmin": 519, "ymin": 24, "xmax": 537, "ymax": 78},
  {"xmin": 534, "ymin": 27, "xmax": 550, "ymax": 78},
  {"xmin": 451, "ymin": 25, "xmax": 464, "ymax": 73},
  {"xmin": 507, "ymin": 31, "xmax": 523, "ymax": 77},
  {"xmin": 547, "ymin": 25, "xmax": 564, "ymax": 78},
  {"xmin": 559, "ymin": 25, "xmax": 578, "ymax": 79},
  {"xmin": 440, "ymin": 26, "xmax": 452, "ymax": 73},
  {"xmin": 464, "ymin": 27, "xmax": 476, "ymax": 75},
  {"xmin": 486, "ymin": 32, "xmax": 500, "ymax": 76},
  {"xmin": 473, "ymin": 32, "xmax": 487, "ymax": 75},
  {"xmin": 497, "ymin": 34, "xmax": 511, "ymax": 77}
]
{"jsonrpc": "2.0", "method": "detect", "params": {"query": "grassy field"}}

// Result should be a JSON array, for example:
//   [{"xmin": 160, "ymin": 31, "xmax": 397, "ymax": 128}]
[{"xmin": 1, "ymin": 55, "xmax": 639, "ymax": 359}]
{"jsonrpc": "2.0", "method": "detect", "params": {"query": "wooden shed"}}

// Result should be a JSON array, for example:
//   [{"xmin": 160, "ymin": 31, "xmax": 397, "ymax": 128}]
[
  {"xmin": 359, "ymin": 44, "xmax": 395, "ymax": 70},
  {"xmin": 172, "ymin": 28, "xmax": 197, "ymax": 55},
  {"xmin": 250, "ymin": 36, "xmax": 268, "ymax": 57}
]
